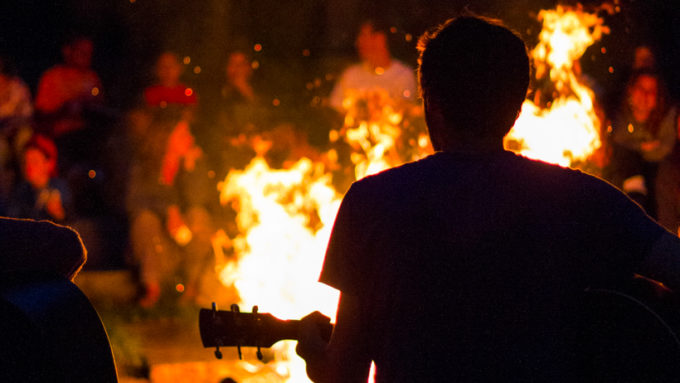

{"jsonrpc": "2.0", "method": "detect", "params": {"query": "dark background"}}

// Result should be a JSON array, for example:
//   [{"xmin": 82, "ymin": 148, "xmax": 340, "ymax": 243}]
[{"xmin": 0, "ymin": 0, "xmax": 679, "ymax": 113}]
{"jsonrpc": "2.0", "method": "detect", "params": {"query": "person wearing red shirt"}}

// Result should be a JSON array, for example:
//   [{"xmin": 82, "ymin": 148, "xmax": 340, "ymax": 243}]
[
  {"xmin": 34, "ymin": 37, "xmax": 102, "ymax": 138},
  {"xmin": 144, "ymin": 51, "xmax": 197, "ymax": 108}
]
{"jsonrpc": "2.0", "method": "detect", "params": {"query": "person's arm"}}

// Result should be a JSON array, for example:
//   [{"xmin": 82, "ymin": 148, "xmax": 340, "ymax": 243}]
[
  {"xmin": 34, "ymin": 70, "xmax": 64, "ymax": 114},
  {"xmin": 297, "ymin": 292, "xmax": 372, "ymax": 383},
  {"xmin": 638, "ymin": 231, "xmax": 680, "ymax": 292}
]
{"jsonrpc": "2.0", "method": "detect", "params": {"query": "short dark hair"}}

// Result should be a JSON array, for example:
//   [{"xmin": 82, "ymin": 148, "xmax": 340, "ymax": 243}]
[{"xmin": 418, "ymin": 16, "xmax": 530, "ymax": 142}]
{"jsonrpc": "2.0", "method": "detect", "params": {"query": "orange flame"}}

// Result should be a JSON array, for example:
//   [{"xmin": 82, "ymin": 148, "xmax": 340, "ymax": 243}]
[
  {"xmin": 216, "ymin": 156, "xmax": 341, "ymax": 381},
  {"xmin": 505, "ymin": 6, "xmax": 608, "ymax": 167}
]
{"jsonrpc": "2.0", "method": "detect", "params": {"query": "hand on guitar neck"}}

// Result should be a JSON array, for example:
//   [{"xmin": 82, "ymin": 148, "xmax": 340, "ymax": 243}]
[{"xmin": 199, "ymin": 303, "xmax": 332, "ymax": 360}]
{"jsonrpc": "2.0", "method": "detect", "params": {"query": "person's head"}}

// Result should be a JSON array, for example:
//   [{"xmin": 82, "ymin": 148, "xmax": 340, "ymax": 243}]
[
  {"xmin": 356, "ymin": 19, "xmax": 391, "ymax": 66},
  {"xmin": 62, "ymin": 36, "xmax": 94, "ymax": 69},
  {"xmin": 22, "ymin": 135, "xmax": 58, "ymax": 189},
  {"xmin": 417, "ymin": 16, "xmax": 530, "ymax": 151},
  {"xmin": 626, "ymin": 69, "xmax": 667, "ymax": 124},
  {"xmin": 225, "ymin": 50, "xmax": 253, "ymax": 85},
  {"xmin": 155, "ymin": 51, "xmax": 183, "ymax": 87},
  {"xmin": 633, "ymin": 45, "xmax": 656, "ymax": 71}
]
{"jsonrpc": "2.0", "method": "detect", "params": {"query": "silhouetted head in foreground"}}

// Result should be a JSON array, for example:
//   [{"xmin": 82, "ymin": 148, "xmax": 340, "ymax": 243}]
[{"xmin": 417, "ymin": 16, "xmax": 530, "ymax": 151}]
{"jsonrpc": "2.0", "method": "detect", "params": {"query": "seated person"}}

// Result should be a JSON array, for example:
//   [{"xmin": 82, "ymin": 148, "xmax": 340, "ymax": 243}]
[
  {"xmin": 34, "ymin": 36, "xmax": 102, "ymax": 139},
  {"xmin": 126, "ymin": 110, "xmax": 214, "ymax": 307},
  {"xmin": 297, "ymin": 15, "xmax": 680, "ymax": 382},
  {"xmin": 606, "ymin": 69, "xmax": 678, "ymax": 218},
  {"xmin": 329, "ymin": 18, "xmax": 417, "ymax": 113},
  {"xmin": 0, "ymin": 57, "xmax": 33, "ymax": 211},
  {"xmin": 144, "ymin": 51, "xmax": 197, "ymax": 108},
  {"xmin": 0, "ymin": 57, "xmax": 32, "ymax": 131},
  {"xmin": 198, "ymin": 49, "xmax": 271, "ymax": 175},
  {"xmin": 8, "ymin": 134, "xmax": 72, "ymax": 223}
]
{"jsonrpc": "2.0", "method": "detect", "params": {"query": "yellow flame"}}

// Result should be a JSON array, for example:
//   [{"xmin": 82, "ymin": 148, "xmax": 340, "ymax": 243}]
[
  {"xmin": 340, "ymin": 88, "xmax": 429, "ymax": 180},
  {"xmin": 505, "ymin": 6, "xmax": 607, "ymax": 167},
  {"xmin": 216, "ymin": 157, "xmax": 341, "ymax": 381}
]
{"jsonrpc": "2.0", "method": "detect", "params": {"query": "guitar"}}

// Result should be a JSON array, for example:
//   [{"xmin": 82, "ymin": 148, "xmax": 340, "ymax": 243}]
[
  {"xmin": 581, "ymin": 275, "xmax": 680, "ymax": 381},
  {"xmin": 200, "ymin": 277, "xmax": 680, "ymax": 381},
  {"xmin": 199, "ymin": 303, "xmax": 333, "ymax": 360}
]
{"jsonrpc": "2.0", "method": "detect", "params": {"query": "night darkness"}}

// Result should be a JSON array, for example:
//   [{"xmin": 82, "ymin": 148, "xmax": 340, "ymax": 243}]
[{"xmin": 1, "ymin": 0, "xmax": 679, "ymax": 114}]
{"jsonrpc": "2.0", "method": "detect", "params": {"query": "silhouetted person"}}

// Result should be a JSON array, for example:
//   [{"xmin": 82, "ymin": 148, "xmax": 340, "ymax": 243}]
[
  {"xmin": 297, "ymin": 15, "xmax": 680, "ymax": 382},
  {"xmin": 0, "ymin": 217, "xmax": 118, "ymax": 382},
  {"xmin": 0, "ymin": 217, "xmax": 85, "ymax": 280}
]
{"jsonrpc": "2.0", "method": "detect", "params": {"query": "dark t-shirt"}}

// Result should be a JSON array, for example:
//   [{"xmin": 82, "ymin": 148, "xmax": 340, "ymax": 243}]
[{"xmin": 320, "ymin": 150, "xmax": 666, "ymax": 382}]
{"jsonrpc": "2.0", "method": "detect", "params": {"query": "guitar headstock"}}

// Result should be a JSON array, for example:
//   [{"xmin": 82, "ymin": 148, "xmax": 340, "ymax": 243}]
[
  {"xmin": 199, "ymin": 303, "xmax": 333, "ymax": 360},
  {"xmin": 200, "ymin": 304, "xmax": 289, "ymax": 347}
]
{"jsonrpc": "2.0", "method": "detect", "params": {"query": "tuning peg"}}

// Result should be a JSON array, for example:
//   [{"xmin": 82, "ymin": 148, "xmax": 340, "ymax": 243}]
[
  {"xmin": 211, "ymin": 303, "xmax": 222, "ymax": 359},
  {"xmin": 227, "ymin": 304, "xmax": 243, "ymax": 359},
  {"xmin": 252, "ymin": 305, "xmax": 263, "ymax": 360}
]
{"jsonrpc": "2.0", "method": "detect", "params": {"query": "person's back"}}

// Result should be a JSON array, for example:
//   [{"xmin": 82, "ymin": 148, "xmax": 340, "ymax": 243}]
[{"xmin": 333, "ymin": 151, "xmax": 663, "ymax": 381}]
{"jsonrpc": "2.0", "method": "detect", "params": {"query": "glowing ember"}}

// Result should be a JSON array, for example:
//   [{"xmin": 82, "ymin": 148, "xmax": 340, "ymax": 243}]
[{"xmin": 505, "ymin": 6, "xmax": 608, "ymax": 167}]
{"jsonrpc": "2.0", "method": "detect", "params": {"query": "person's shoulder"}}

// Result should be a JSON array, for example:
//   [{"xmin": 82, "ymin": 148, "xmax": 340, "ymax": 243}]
[
  {"xmin": 38, "ymin": 65, "xmax": 65, "ymax": 81},
  {"xmin": 339, "ymin": 63, "xmax": 366, "ymax": 78},
  {"xmin": 387, "ymin": 60, "xmax": 416, "ymax": 79},
  {"xmin": 351, "ymin": 154, "xmax": 438, "ymax": 192},
  {"xmin": 390, "ymin": 59, "xmax": 414, "ymax": 72},
  {"xmin": 144, "ymin": 84, "xmax": 163, "ymax": 94},
  {"xmin": 9, "ymin": 77, "xmax": 30, "ymax": 92},
  {"xmin": 515, "ymin": 153, "xmax": 606, "ymax": 183}
]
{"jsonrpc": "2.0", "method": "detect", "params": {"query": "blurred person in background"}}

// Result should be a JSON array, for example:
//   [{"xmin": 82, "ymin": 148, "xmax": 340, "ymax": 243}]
[
  {"xmin": 126, "ymin": 110, "xmax": 214, "ymax": 308},
  {"xmin": 144, "ymin": 51, "xmax": 197, "ymax": 110},
  {"xmin": 605, "ymin": 69, "xmax": 678, "ymax": 220},
  {"xmin": 633, "ymin": 45, "xmax": 657, "ymax": 71},
  {"xmin": 329, "ymin": 18, "xmax": 417, "ymax": 113},
  {"xmin": 8, "ymin": 134, "xmax": 72, "ymax": 224},
  {"xmin": 34, "ymin": 36, "xmax": 102, "ymax": 138},
  {"xmin": 0, "ymin": 57, "xmax": 32, "ymax": 133},
  {"xmin": 198, "ymin": 48, "xmax": 272, "ymax": 175},
  {"xmin": 0, "ymin": 57, "xmax": 33, "ymax": 213}
]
